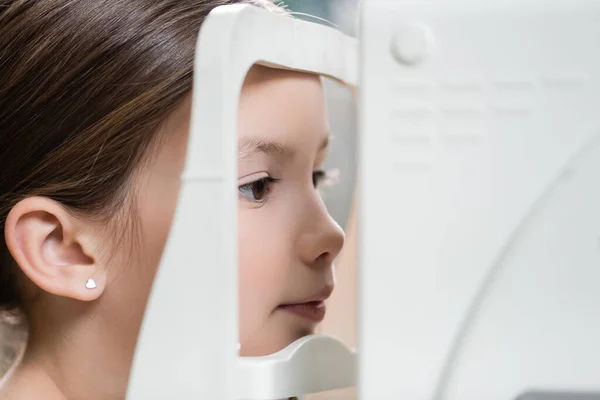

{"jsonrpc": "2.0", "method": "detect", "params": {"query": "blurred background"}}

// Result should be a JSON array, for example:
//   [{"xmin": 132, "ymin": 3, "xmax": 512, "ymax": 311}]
[{"xmin": 283, "ymin": 0, "xmax": 359, "ymax": 37}]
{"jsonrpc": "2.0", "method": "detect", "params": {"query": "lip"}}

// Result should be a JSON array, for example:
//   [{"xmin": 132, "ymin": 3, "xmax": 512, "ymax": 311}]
[
  {"xmin": 277, "ymin": 285, "xmax": 333, "ymax": 322},
  {"xmin": 278, "ymin": 302, "xmax": 327, "ymax": 322}
]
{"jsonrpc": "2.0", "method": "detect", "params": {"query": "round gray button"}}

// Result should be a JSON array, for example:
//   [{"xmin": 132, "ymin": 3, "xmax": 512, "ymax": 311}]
[{"xmin": 391, "ymin": 22, "xmax": 434, "ymax": 65}]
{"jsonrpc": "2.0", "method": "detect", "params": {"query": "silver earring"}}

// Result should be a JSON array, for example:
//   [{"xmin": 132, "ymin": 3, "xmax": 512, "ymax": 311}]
[{"xmin": 85, "ymin": 279, "xmax": 97, "ymax": 289}]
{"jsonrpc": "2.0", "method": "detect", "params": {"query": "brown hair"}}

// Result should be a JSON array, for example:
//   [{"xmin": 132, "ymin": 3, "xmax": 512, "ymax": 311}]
[{"xmin": 0, "ymin": 0, "xmax": 284, "ymax": 336}]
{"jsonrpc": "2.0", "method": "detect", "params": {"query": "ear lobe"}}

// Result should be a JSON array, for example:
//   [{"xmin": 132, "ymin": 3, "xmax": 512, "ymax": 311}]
[{"xmin": 4, "ymin": 197, "xmax": 106, "ymax": 302}]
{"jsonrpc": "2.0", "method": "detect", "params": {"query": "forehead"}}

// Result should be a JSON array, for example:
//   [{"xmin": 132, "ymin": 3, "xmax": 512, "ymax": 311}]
[{"xmin": 237, "ymin": 65, "xmax": 329, "ymax": 148}]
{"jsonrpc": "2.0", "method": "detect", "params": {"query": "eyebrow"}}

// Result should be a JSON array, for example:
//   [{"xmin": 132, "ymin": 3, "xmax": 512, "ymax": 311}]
[{"xmin": 238, "ymin": 135, "xmax": 330, "ymax": 160}]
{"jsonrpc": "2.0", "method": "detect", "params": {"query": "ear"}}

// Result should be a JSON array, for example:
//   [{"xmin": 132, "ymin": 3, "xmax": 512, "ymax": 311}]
[{"xmin": 4, "ymin": 197, "xmax": 107, "ymax": 302}]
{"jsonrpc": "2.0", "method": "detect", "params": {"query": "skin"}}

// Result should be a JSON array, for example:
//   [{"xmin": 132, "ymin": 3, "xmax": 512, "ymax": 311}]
[{"xmin": 0, "ymin": 65, "xmax": 345, "ymax": 399}]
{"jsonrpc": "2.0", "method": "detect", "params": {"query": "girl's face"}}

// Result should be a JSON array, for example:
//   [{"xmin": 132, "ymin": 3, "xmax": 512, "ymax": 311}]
[
  {"xmin": 125, "ymin": 65, "xmax": 345, "ymax": 357},
  {"xmin": 236, "ymin": 67, "xmax": 345, "ymax": 356}
]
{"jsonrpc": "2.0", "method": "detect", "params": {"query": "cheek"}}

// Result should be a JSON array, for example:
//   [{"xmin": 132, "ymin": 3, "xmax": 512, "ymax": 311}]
[
  {"xmin": 238, "ymin": 207, "xmax": 293, "ymax": 331},
  {"xmin": 113, "ymin": 167, "xmax": 182, "ymax": 311},
  {"xmin": 98, "ymin": 182, "xmax": 181, "ymax": 341},
  {"xmin": 139, "ymin": 178, "xmax": 181, "ymax": 266}
]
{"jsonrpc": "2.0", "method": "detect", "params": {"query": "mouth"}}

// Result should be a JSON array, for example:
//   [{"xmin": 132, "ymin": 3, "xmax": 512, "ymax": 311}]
[
  {"xmin": 277, "ymin": 286, "xmax": 333, "ymax": 323},
  {"xmin": 278, "ymin": 301, "xmax": 327, "ymax": 322}
]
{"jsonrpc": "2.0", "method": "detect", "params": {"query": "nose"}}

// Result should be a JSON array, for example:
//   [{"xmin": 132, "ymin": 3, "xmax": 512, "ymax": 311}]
[{"xmin": 296, "ymin": 198, "xmax": 345, "ymax": 268}]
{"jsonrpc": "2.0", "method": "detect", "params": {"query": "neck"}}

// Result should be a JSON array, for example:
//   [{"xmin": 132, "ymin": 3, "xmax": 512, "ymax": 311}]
[
  {"xmin": 1, "ymin": 358, "xmax": 66, "ymax": 400},
  {"xmin": 3, "ymin": 303, "xmax": 138, "ymax": 400}
]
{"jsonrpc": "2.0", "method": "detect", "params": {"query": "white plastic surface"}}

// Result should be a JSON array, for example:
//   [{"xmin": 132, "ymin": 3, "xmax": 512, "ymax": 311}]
[
  {"xmin": 127, "ymin": 5, "xmax": 357, "ymax": 399},
  {"xmin": 237, "ymin": 334, "xmax": 356, "ymax": 400},
  {"xmin": 360, "ymin": 0, "xmax": 600, "ymax": 399}
]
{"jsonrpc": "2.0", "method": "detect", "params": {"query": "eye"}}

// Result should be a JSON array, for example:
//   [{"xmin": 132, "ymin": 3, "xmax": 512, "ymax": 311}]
[
  {"xmin": 312, "ymin": 170, "xmax": 327, "ymax": 188},
  {"xmin": 238, "ymin": 177, "xmax": 280, "ymax": 202}
]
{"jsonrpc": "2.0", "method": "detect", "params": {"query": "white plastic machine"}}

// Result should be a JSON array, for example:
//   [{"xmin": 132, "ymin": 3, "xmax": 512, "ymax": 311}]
[
  {"xmin": 127, "ymin": 4, "xmax": 358, "ymax": 400},
  {"xmin": 360, "ymin": 0, "xmax": 600, "ymax": 399},
  {"xmin": 127, "ymin": 0, "xmax": 600, "ymax": 399}
]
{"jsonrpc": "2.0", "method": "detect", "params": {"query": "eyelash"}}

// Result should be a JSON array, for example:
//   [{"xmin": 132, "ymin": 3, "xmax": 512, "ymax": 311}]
[
  {"xmin": 312, "ymin": 170, "xmax": 327, "ymax": 188},
  {"xmin": 238, "ymin": 170, "xmax": 329, "ymax": 203},
  {"xmin": 238, "ymin": 177, "xmax": 281, "ymax": 203}
]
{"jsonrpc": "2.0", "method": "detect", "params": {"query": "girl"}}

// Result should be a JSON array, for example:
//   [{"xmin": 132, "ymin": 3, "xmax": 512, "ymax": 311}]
[{"xmin": 0, "ymin": 1, "xmax": 345, "ymax": 399}]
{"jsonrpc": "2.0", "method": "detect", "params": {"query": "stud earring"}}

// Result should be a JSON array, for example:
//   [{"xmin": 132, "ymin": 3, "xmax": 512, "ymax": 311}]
[{"xmin": 85, "ymin": 279, "xmax": 97, "ymax": 289}]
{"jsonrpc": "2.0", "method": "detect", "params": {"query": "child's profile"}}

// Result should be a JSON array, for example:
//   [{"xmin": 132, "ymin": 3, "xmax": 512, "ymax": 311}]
[{"xmin": 0, "ymin": 0, "xmax": 344, "ymax": 398}]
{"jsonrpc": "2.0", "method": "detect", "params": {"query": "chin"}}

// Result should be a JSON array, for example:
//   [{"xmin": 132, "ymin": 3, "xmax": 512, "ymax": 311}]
[{"xmin": 239, "ymin": 323, "xmax": 314, "ymax": 357}]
